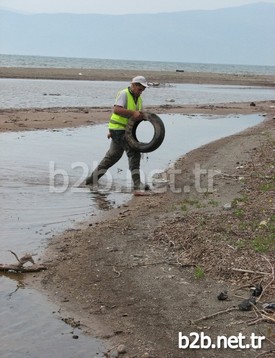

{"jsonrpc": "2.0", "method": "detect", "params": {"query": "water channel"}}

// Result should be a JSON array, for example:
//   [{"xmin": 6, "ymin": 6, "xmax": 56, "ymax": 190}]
[{"xmin": 0, "ymin": 79, "xmax": 274, "ymax": 108}]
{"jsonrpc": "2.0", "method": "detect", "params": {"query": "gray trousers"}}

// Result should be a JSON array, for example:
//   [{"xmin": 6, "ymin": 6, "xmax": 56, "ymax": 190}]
[{"xmin": 87, "ymin": 130, "xmax": 141, "ymax": 189}]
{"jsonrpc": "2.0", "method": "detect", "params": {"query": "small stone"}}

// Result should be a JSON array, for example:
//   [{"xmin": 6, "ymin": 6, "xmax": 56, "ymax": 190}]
[
  {"xmin": 117, "ymin": 344, "xmax": 126, "ymax": 354},
  {"xmin": 142, "ymin": 353, "xmax": 151, "ymax": 358},
  {"xmin": 217, "ymin": 290, "xmax": 228, "ymax": 301},
  {"xmin": 223, "ymin": 203, "xmax": 232, "ymax": 210}
]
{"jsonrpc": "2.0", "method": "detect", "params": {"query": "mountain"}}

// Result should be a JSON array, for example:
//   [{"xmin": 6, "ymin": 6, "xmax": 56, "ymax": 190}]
[{"xmin": 0, "ymin": 3, "xmax": 274, "ymax": 66}]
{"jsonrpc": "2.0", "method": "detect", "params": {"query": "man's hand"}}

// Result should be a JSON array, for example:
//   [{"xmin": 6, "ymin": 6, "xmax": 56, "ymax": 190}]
[
  {"xmin": 113, "ymin": 106, "xmax": 146, "ymax": 120},
  {"xmin": 132, "ymin": 111, "xmax": 147, "ymax": 120}
]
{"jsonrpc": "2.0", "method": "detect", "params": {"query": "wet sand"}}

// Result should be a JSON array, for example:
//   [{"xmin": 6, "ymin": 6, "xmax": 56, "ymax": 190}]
[
  {"xmin": 1, "ymin": 66, "xmax": 275, "ymax": 86},
  {"xmin": 1, "ymin": 68, "xmax": 275, "ymax": 357},
  {"xmin": 0, "ymin": 101, "xmax": 270, "ymax": 133}
]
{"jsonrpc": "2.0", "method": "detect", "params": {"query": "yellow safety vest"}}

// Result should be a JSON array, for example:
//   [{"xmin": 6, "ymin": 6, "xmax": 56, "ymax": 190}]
[{"xmin": 109, "ymin": 88, "xmax": 142, "ymax": 130}]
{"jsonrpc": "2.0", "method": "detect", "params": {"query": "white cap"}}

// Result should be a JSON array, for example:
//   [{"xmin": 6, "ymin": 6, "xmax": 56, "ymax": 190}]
[{"xmin": 131, "ymin": 75, "xmax": 148, "ymax": 88}]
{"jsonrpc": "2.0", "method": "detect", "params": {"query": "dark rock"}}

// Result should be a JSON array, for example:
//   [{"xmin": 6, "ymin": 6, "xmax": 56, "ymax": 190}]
[
  {"xmin": 238, "ymin": 297, "xmax": 256, "ymax": 311},
  {"xmin": 217, "ymin": 290, "xmax": 228, "ymax": 301}
]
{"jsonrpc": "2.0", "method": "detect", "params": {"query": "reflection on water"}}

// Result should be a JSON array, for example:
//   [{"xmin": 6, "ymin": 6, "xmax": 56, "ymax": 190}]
[
  {"xmin": 0, "ymin": 78, "xmax": 274, "ymax": 108},
  {"xmin": 0, "ymin": 276, "xmax": 106, "ymax": 358},
  {"xmin": 0, "ymin": 113, "xmax": 263, "ymax": 357}
]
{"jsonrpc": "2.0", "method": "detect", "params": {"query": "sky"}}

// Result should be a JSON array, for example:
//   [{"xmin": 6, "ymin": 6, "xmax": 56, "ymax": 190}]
[{"xmin": 1, "ymin": 0, "xmax": 275, "ymax": 14}]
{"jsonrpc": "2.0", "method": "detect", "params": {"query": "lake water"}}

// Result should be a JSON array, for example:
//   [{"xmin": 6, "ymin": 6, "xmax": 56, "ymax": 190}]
[
  {"xmin": 1, "ymin": 54, "xmax": 275, "ymax": 75},
  {"xmin": 0, "ymin": 78, "xmax": 274, "ymax": 109},
  {"xmin": 0, "ymin": 277, "xmax": 106, "ymax": 358}
]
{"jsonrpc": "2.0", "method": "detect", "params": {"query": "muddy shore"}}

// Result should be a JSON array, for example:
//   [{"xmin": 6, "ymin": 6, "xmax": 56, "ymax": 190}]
[
  {"xmin": 1, "ymin": 66, "xmax": 275, "ymax": 87},
  {"xmin": 1, "ymin": 69, "xmax": 275, "ymax": 357}
]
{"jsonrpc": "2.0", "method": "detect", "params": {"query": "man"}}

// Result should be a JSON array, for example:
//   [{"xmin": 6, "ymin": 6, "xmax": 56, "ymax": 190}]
[{"xmin": 86, "ymin": 75, "xmax": 150, "ymax": 193}]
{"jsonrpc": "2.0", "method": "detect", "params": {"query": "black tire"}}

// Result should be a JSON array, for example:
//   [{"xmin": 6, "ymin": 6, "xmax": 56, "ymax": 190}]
[{"xmin": 125, "ymin": 113, "xmax": 165, "ymax": 153}]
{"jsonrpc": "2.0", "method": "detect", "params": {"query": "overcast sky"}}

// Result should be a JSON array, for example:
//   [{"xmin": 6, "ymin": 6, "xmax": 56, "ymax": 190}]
[{"xmin": 1, "ymin": 0, "xmax": 275, "ymax": 14}]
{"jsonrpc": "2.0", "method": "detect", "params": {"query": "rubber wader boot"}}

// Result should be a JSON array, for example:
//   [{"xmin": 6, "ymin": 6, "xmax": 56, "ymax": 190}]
[
  {"xmin": 132, "ymin": 172, "xmax": 141, "ymax": 191},
  {"xmin": 86, "ymin": 170, "xmax": 105, "ymax": 185},
  {"xmin": 131, "ymin": 172, "xmax": 150, "ymax": 191}
]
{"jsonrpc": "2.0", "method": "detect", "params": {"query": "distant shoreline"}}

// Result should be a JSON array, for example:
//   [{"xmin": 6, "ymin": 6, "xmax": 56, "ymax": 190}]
[{"xmin": 0, "ymin": 67, "xmax": 275, "ymax": 87}]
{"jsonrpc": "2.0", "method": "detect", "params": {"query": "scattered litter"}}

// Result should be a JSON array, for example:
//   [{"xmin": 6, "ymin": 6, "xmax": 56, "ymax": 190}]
[
  {"xmin": 262, "ymin": 303, "xmax": 275, "ymax": 310},
  {"xmin": 238, "ymin": 297, "xmax": 256, "ymax": 311},
  {"xmin": 217, "ymin": 290, "xmax": 228, "ymax": 301},
  {"xmin": 250, "ymin": 283, "xmax": 263, "ymax": 297}
]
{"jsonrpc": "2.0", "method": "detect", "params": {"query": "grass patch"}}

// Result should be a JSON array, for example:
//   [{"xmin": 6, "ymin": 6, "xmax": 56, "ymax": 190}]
[
  {"xmin": 208, "ymin": 199, "xmax": 219, "ymax": 207},
  {"xmin": 260, "ymin": 182, "xmax": 275, "ymax": 192},
  {"xmin": 233, "ymin": 208, "xmax": 245, "ymax": 218},
  {"xmin": 180, "ymin": 198, "xmax": 205, "ymax": 211},
  {"xmin": 251, "ymin": 234, "xmax": 275, "ymax": 253},
  {"xmin": 194, "ymin": 265, "xmax": 205, "ymax": 279}
]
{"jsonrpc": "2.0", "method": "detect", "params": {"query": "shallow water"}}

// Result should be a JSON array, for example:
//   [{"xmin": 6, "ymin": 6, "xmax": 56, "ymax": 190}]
[
  {"xmin": 0, "ymin": 113, "xmax": 263, "ymax": 357},
  {"xmin": 0, "ymin": 78, "xmax": 274, "ymax": 108},
  {"xmin": 0, "ymin": 276, "xmax": 106, "ymax": 358},
  {"xmin": 0, "ymin": 113, "xmax": 263, "ymax": 259}
]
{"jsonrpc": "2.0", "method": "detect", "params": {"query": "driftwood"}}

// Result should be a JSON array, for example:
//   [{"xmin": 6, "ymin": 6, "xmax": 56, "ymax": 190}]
[
  {"xmin": 0, "ymin": 250, "xmax": 47, "ymax": 273},
  {"xmin": 191, "ymin": 307, "xmax": 237, "ymax": 325}
]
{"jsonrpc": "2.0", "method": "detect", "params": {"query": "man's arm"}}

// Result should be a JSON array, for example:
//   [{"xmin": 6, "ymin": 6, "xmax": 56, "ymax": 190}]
[{"xmin": 113, "ymin": 105, "xmax": 145, "ymax": 120}]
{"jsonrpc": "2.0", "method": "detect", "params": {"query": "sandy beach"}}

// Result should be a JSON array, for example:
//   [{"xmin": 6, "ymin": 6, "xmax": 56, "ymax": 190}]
[{"xmin": 1, "ymin": 68, "xmax": 275, "ymax": 357}]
